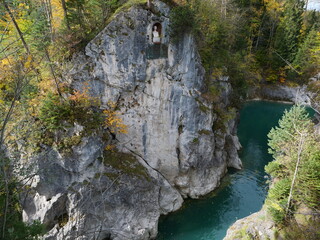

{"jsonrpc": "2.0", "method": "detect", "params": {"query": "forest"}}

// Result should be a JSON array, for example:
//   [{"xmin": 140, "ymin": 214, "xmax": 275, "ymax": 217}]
[{"xmin": 0, "ymin": 0, "xmax": 319, "ymax": 239}]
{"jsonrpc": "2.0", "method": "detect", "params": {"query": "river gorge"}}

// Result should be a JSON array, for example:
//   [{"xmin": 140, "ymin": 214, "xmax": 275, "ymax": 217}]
[
  {"xmin": 1, "ymin": 0, "xmax": 319, "ymax": 239},
  {"xmin": 157, "ymin": 101, "xmax": 315, "ymax": 240}
]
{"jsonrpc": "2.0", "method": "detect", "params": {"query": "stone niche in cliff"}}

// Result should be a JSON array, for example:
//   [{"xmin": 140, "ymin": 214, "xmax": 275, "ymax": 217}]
[
  {"xmin": 146, "ymin": 18, "xmax": 168, "ymax": 59},
  {"xmin": 19, "ymin": 1, "xmax": 242, "ymax": 239}
]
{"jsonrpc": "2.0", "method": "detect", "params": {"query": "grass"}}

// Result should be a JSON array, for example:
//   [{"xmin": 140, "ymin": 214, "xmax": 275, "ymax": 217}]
[{"xmin": 114, "ymin": 0, "xmax": 147, "ymax": 15}]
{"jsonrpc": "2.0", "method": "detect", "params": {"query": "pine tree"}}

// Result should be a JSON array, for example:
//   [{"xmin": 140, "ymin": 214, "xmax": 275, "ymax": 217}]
[
  {"xmin": 293, "ymin": 28, "xmax": 320, "ymax": 77},
  {"xmin": 266, "ymin": 105, "xmax": 320, "ymax": 224},
  {"xmin": 274, "ymin": 0, "xmax": 304, "ymax": 64}
]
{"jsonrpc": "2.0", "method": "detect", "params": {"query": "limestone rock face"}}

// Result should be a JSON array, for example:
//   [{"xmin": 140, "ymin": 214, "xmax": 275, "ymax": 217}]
[
  {"xmin": 69, "ymin": 1, "xmax": 240, "ymax": 198},
  {"xmin": 248, "ymin": 82, "xmax": 319, "ymax": 113},
  {"xmin": 21, "ymin": 1, "xmax": 241, "ymax": 239},
  {"xmin": 223, "ymin": 209, "xmax": 276, "ymax": 240},
  {"xmin": 255, "ymin": 84, "xmax": 312, "ymax": 105},
  {"xmin": 23, "ymin": 135, "xmax": 183, "ymax": 240}
]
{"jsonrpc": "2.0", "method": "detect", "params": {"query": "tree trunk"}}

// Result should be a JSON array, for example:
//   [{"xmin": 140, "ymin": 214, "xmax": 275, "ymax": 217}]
[
  {"xmin": 60, "ymin": 0, "xmax": 70, "ymax": 30},
  {"xmin": 44, "ymin": 48, "xmax": 63, "ymax": 97},
  {"xmin": 42, "ymin": 0, "xmax": 54, "ymax": 40},
  {"xmin": 285, "ymin": 133, "xmax": 305, "ymax": 216},
  {"xmin": 1, "ymin": 0, "xmax": 30, "ymax": 53},
  {"xmin": 305, "ymin": 0, "xmax": 309, "ymax": 10},
  {"xmin": 0, "ymin": 61, "xmax": 24, "ymax": 238}
]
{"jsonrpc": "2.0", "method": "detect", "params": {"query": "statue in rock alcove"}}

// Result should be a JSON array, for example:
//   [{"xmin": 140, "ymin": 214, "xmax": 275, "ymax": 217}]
[{"xmin": 152, "ymin": 25, "xmax": 161, "ymax": 43}]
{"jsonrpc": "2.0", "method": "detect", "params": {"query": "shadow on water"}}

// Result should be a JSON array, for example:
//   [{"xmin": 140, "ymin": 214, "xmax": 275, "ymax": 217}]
[{"xmin": 157, "ymin": 101, "xmax": 315, "ymax": 240}]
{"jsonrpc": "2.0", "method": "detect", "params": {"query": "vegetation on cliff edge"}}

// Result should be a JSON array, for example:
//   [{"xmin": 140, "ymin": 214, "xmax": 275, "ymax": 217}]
[
  {"xmin": 0, "ymin": 0, "xmax": 319, "ymax": 238},
  {"xmin": 265, "ymin": 105, "xmax": 320, "ymax": 239}
]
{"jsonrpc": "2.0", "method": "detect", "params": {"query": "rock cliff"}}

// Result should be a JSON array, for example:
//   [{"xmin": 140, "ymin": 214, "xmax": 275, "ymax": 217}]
[
  {"xmin": 247, "ymin": 76, "xmax": 320, "ymax": 114},
  {"xmin": 20, "ymin": 1, "xmax": 241, "ymax": 239}
]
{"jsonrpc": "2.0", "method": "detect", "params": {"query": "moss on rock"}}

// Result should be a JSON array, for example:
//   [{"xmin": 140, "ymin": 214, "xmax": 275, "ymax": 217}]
[{"xmin": 102, "ymin": 150, "xmax": 151, "ymax": 181}]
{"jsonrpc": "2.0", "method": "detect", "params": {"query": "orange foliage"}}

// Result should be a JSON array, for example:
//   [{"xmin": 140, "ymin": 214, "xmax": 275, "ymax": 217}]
[
  {"xmin": 68, "ymin": 85, "xmax": 128, "ymax": 136},
  {"xmin": 279, "ymin": 68, "xmax": 286, "ymax": 83},
  {"xmin": 68, "ymin": 82, "xmax": 99, "ymax": 107},
  {"xmin": 104, "ymin": 101, "xmax": 128, "ymax": 135}
]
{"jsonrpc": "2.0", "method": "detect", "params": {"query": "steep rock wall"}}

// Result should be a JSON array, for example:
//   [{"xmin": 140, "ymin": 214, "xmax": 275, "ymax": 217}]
[
  {"xmin": 21, "ymin": 1, "xmax": 241, "ymax": 239},
  {"xmin": 69, "ymin": 1, "xmax": 241, "ymax": 197}
]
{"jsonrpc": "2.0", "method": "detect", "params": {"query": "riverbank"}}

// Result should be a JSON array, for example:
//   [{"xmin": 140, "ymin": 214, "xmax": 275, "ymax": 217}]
[
  {"xmin": 157, "ymin": 101, "xmax": 296, "ymax": 239},
  {"xmin": 224, "ymin": 102, "xmax": 319, "ymax": 240},
  {"xmin": 246, "ymin": 79, "xmax": 320, "ymax": 114},
  {"xmin": 224, "ymin": 208, "xmax": 276, "ymax": 240}
]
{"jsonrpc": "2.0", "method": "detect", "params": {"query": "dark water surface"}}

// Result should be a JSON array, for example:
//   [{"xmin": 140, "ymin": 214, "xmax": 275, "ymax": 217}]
[{"xmin": 157, "ymin": 101, "xmax": 308, "ymax": 240}]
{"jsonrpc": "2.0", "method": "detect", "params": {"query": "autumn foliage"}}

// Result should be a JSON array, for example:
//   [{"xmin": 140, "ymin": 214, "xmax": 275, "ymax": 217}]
[{"xmin": 103, "ymin": 101, "xmax": 128, "ymax": 134}]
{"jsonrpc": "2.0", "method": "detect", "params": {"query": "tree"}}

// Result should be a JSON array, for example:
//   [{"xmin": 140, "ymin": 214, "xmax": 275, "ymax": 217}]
[
  {"xmin": 274, "ymin": 0, "xmax": 304, "ymax": 64},
  {"xmin": 0, "ymin": 1, "xmax": 129, "ymax": 237},
  {"xmin": 169, "ymin": 4, "xmax": 196, "ymax": 42},
  {"xmin": 1, "ymin": 0, "xmax": 30, "ymax": 54},
  {"xmin": 60, "ymin": 0, "xmax": 70, "ymax": 29},
  {"xmin": 293, "ymin": 28, "xmax": 320, "ymax": 78},
  {"xmin": 0, "ymin": 56, "xmax": 44, "ymax": 239},
  {"xmin": 266, "ymin": 105, "xmax": 320, "ymax": 224}
]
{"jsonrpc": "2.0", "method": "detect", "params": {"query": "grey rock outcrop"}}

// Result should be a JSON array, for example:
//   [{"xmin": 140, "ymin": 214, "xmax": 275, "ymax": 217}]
[
  {"xmin": 22, "ymin": 134, "xmax": 183, "ymax": 240},
  {"xmin": 69, "ymin": 0, "xmax": 241, "ymax": 197},
  {"xmin": 248, "ymin": 84, "xmax": 311, "ymax": 104},
  {"xmin": 20, "ymin": 1, "xmax": 241, "ymax": 239},
  {"xmin": 223, "ymin": 209, "xmax": 276, "ymax": 240},
  {"xmin": 247, "ymin": 80, "xmax": 320, "ymax": 114}
]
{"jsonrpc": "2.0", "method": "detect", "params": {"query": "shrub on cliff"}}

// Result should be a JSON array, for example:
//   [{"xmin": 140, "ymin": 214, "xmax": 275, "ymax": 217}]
[
  {"xmin": 169, "ymin": 5, "xmax": 196, "ymax": 42},
  {"xmin": 39, "ymin": 94, "xmax": 71, "ymax": 130}
]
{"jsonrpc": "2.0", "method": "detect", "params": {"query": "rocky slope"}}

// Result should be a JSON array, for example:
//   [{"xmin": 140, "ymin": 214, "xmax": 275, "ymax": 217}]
[
  {"xmin": 19, "ymin": 1, "xmax": 241, "ymax": 239},
  {"xmin": 223, "ymin": 208, "xmax": 276, "ymax": 240}
]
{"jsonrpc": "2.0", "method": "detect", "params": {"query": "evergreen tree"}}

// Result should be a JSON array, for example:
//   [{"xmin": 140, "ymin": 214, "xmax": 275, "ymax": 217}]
[
  {"xmin": 293, "ymin": 28, "xmax": 320, "ymax": 78},
  {"xmin": 274, "ymin": 0, "xmax": 304, "ymax": 64},
  {"xmin": 266, "ymin": 105, "xmax": 320, "ymax": 224}
]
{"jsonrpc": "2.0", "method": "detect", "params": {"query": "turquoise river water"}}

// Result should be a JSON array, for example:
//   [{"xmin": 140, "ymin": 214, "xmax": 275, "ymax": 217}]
[{"xmin": 157, "ymin": 101, "xmax": 314, "ymax": 240}]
